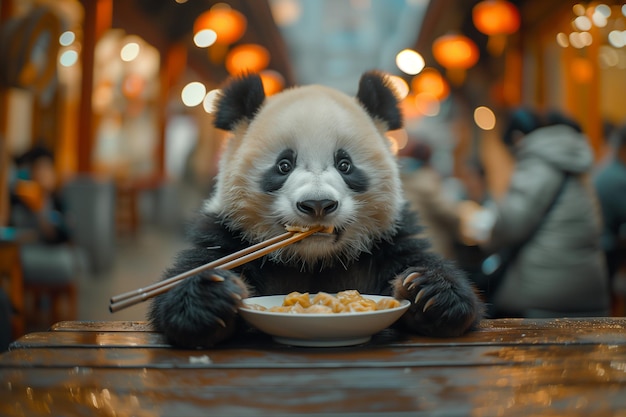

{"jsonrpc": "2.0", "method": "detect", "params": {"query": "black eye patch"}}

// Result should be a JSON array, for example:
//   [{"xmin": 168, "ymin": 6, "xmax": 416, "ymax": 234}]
[
  {"xmin": 261, "ymin": 148, "xmax": 296, "ymax": 192},
  {"xmin": 335, "ymin": 149, "xmax": 369, "ymax": 193}
]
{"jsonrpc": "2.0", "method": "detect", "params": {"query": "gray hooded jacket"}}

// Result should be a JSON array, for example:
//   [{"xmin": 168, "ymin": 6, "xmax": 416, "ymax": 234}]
[{"xmin": 487, "ymin": 124, "xmax": 610, "ymax": 316}]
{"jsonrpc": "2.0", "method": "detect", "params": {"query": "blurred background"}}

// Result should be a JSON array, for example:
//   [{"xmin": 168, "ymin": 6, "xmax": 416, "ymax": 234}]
[{"xmin": 0, "ymin": 0, "xmax": 625, "ymax": 341}]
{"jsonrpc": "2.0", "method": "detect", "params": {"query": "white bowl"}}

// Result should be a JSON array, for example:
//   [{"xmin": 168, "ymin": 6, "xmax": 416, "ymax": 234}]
[{"xmin": 239, "ymin": 294, "xmax": 410, "ymax": 347}]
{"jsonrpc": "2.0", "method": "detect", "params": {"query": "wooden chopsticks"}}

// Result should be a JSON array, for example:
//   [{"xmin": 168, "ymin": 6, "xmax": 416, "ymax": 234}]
[{"xmin": 109, "ymin": 226, "xmax": 324, "ymax": 313}]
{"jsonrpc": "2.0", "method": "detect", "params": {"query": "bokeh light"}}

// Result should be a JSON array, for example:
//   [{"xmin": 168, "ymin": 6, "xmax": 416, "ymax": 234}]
[
  {"xmin": 181, "ymin": 82, "xmax": 207, "ymax": 107},
  {"xmin": 388, "ymin": 75, "xmax": 410, "ymax": 100},
  {"xmin": 395, "ymin": 49, "xmax": 425, "ymax": 75},
  {"xmin": 194, "ymin": 29, "xmax": 218, "ymax": 48},
  {"xmin": 120, "ymin": 42, "xmax": 140, "ymax": 62},
  {"xmin": 474, "ymin": 106, "xmax": 496, "ymax": 130},
  {"xmin": 59, "ymin": 31, "xmax": 75, "ymax": 46},
  {"xmin": 59, "ymin": 50, "xmax": 78, "ymax": 67},
  {"xmin": 203, "ymin": 89, "xmax": 221, "ymax": 113}
]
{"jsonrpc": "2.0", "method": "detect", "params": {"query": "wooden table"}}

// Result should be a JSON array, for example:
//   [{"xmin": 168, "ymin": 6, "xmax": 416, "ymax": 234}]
[{"xmin": 1, "ymin": 318, "xmax": 625, "ymax": 416}]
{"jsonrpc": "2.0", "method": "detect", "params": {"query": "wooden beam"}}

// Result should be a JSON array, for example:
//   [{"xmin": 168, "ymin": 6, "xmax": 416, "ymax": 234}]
[
  {"xmin": 0, "ymin": 0, "xmax": 14, "ymax": 226},
  {"xmin": 77, "ymin": 0, "xmax": 112, "ymax": 174}
]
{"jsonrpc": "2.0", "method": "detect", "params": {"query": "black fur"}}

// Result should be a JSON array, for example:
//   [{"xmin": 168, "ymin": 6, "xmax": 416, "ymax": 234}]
[
  {"xmin": 334, "ymin": 149, "xmax": 369, "ymax": 193},
  {"xmin": 261, "ymin": 149, "xmax": 296, "ymax": 192},
  {"xmin": 213, "ymin": 74, "xmax": 266, "ymax": 131},
  {"xmin": 356, "ymin": 71, "xmax": 403, "ymax": 131}
]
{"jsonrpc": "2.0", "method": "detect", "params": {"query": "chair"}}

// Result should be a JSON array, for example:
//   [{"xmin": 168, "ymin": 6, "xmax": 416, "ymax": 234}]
[
  {"xmin": 20, "ymin": 243, "xmax": 79, "ymax": 329},
  {"xmin": 0, "ymin": 240, "xmax": 25, "ymax": 339}
]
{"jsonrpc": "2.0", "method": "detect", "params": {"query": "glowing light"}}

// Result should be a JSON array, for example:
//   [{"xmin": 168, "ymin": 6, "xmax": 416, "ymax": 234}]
[
  {"xmin": 595, "ymin": 4, "xmax": 611, "ymax": 18},
  {"xmin": 474, "ymin": 106, "xmax": 496, "ymax": 130},
  {"xmin": 59, "ymin": 31, "xmax": 75, "ymax": 46},
  {"xmin": 569, "ymin": 32, "xmax": 585, "ymax": 49},
  {"xmin": 120, "ymin": 42, "xmax": 140, "ymax": 62},
  {"xmin": 414, "ymin": 93, "xmax": 440, "ymax": 117},
  {"xmin": 432, "ymin": 34, "xmax": 479, "ymax": 69},
  {"xmin": 386, "ymin": 129, "xmax": 409, "ymax": 151},
  {"xmin": 395, "ymin": 49, "xmax": 425, "ymax": 75},
  {"xmin": 592, "ymin": 10, "xmax": 608, "ymax": 27},
  {"xmin": 556, "ymin": 32, "xmax": 569, "ymax": 48},
  {"xmin": 574, "ymin": 16, "xmax": 592, "ymax": 31},
  {"xmin": 259, "ymin": 70, "xmax": 285, "ymax": 96},
  {"xmin": 270, "ymin": 0, "xmax": 301, "ymax": 26},
  {"xmin": 573, "ymin": 4, "xmax": 586, "ymax": 16},
  {"xmin": 472, "ymin": 0, "xmax": 520, "ymax": 35},
  {"xmin": 579, "ymin": 32, "xmax": 593, "ymax": 46},
  {"xmin": 411, "ymin": 67, "xmax": 450, "ymax": 101},
  {"xmin": 608, "ymin": 30, "xmax": 626, "ymax": 48},
  {"xmin": 203, "ymin": 89, "xmax": 220, "ymax": 113},
  {"xmin": 194, "ymin": 29, "xmax": 217, "ymax": 48},
  {"xmin": 194, "ymin": 3, "xmax": 247, "ymax": 45},
  {"xmin": 571, "ymin": 57, "xmax": 593, "ymax": 83},
  {"xmin": 225, "ymin": 44, "xmax": 270, "ymax": 75},
  {"xmin": 181, "ymin": 82, "xmax": 206, "ymax": 107},
  {"xmin": 59, "ymin": 50, "xmax": 78, "ymax": 67},
  {"xmin": 388, "ymin": 75, "xmax": 410, "ymax": 100},
  {"xmin": 432, "ymin": 34, "xmax": 479, "ymax": 85}
]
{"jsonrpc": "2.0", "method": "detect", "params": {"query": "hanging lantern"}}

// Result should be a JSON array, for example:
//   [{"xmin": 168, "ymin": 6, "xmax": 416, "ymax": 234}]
[
  {"xmin": 259, "ymin": 70, "xmax": 285, "ymax": 96},
  {"xmin": 411, "ymin": 67, "xmax": 450, "ymax": 101},
  {"xmin": 194, "ymin": 4, "xmax": 247, "ymax": 45},
  {"xmin": 225, "ymin": 44, "xmax": 270, "ymax": 75},
  {"xmin": 432, "ymin": 34, "xmax": 479, "ymax": 85},
  {"xmin": 472, "ymin": 0, "xmax": 520, "ymax": 55}
]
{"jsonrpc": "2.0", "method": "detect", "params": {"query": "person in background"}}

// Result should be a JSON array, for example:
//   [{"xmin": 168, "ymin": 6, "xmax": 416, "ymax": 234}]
[
  {"xmin": 8, "ymin": 146, "xmax": 77, "ymax": 306},
  {"xmin": 460, "ymin": 108, "xmax": 610, "ymax": 318},
  {"xmin": 593, "ymin": 123, "xmax": 626, "ymax": 284},
  {"xmin": 399, "ymin": 141, "xmax": 460, "ymax": 260},
  {"xmin": 10, "ymin": 146, "xmax": 70, "ymax": 245}
]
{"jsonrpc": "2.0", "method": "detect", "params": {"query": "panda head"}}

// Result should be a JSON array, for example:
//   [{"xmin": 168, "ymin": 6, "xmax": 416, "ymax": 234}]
[{"xmin": 206, "ymin": 71, "xmax": 404, "ymax": 268}]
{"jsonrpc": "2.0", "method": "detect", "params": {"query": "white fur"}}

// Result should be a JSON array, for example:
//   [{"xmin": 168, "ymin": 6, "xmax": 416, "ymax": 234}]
[{"xmin": 205, "ymin": 84, "xmax": 404, "ymax": 267}]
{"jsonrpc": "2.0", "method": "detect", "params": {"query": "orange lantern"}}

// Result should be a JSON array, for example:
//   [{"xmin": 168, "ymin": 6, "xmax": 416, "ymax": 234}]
[
  {"xmin": 432, "ymin": 34, "xmax": 479, "ymax": 85},
  {"xmin": 259, "ymin": 70, "xmax": 285, "ymax": 96},
  {"xmin": 472, "ymin": 0, "xmax": 520, "ymax": 55},
  {"xmin": 225, "ymin": 44, "xmax": 270, "ymax": 75},
  {"xmin": 411, "ymin": 67, "xmax": 450, "ymax": 101},
  {"xmin": 194, "ymin": 4, "xmax": 247, "ymax": 45}
]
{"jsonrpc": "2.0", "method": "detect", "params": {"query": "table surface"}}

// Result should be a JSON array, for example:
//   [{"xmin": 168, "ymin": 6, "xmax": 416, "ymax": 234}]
[{"xmin": 1, "ymin": 317, "xmax": 625, "ymax": 416}]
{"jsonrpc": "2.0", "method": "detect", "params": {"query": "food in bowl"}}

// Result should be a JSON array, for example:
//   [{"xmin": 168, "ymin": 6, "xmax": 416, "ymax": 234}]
[{"xmin": 245, "ymin": 290, "xmax": 401, "ymax": 314}]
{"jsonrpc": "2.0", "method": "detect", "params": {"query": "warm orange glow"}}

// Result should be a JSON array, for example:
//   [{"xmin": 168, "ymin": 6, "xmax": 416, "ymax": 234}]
[
  {"xmin": 194, "ymin": 4, "xmax": 247, "ymax": 45},
  {"xmin": 432, "ymin": 34, "xmax": 479, "ymax": 70},
  {"xmin": 571, "ymin": 57, "xmax": 593, "ymax": 83},
  {"xmin": 472, "ymin": 0, "xmax": 520, "ymax": 35},
  {"xmin": 225, "ymin": 44, "xmax": 270, "ymax": 75},
  {"xmin": 259, "ymin": 70, "xmax": 285, "ymax": 96},
  {"xmin": 411, "ymin": 68, "xmax": 450, "ymax": 101}
]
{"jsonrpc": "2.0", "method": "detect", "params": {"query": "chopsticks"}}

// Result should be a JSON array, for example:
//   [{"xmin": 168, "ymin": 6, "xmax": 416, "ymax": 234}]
[{"xmin": 109, "ymin": 225, "xmax": 324, "ymax": 313}]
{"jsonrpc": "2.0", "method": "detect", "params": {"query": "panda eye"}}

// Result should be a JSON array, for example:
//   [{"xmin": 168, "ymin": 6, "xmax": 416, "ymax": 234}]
[
  {"xmin": 277, "ymin": 159, "xmax": 293, "ymax": 174},
  {"xmin": 336, "ymin": 158, "xmax": 352, "ymax": 173}
]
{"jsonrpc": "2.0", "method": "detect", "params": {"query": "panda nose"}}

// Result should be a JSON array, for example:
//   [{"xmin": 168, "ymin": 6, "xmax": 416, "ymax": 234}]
[{"xmin": 296, "ymin": 199, "xmax": 338, "ymax": 218}]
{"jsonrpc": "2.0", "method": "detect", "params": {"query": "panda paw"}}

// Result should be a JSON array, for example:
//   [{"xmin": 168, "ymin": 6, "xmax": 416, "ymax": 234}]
[
  {"xmin": 149, "ymin": 269, "xmax": 249, "ymax": 348},
  {"xmin": 392, "ymin": 266, "xmax": 482, "ymax": 337}
]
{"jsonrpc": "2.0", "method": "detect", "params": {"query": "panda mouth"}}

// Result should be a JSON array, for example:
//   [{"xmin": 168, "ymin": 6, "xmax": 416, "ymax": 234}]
[{"xmin": 285, "ymin": 224, "xmax": 337, "ymax": 236}]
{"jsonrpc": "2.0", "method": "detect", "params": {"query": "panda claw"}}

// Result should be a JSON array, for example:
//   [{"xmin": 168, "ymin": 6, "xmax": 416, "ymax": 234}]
[
  {"xmin": 216, "ymin": 318, "xmax": 227, "ymax": 328},
  {"xmin": 414, "ymin": 288, "xmax": 427, "ymax": 304},
  {"xmin": 423, "ymin": 297, "xmax": 436, "ymax": 313},
  {"xmin": 403, "ymin": 272, "xmax": 421, "ymax": 288},
  {"xmin": 207, "ymin": 274, "xmax": 225, "ymax": 282}
]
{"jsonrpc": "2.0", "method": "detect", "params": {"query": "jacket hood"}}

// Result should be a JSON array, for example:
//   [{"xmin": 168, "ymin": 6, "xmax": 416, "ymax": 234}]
[{"xmin": 516, "ymin": 124, "xmax": 593, "ymax": 173}]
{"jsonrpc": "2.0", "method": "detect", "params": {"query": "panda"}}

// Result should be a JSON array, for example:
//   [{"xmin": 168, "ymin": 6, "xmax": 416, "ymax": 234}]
[{"xmin": 149, "ymin": 71, "xmax": 483, "ymax": 348}]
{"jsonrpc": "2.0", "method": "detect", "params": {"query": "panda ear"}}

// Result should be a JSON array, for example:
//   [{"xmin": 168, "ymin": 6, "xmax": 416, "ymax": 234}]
[
  {"xmin": 213, "ymin": 74, "xmax": 266, "ymax": 131},
  {"xmin": 356, "ymin": 71, "xmax": 403, "ymax": 131}
]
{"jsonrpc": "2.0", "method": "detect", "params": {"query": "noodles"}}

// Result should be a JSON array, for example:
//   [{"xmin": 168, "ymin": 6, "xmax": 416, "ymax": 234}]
[{"xmin": 246, "ymin": 290, "xmax": 401, "ymax": 314}]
